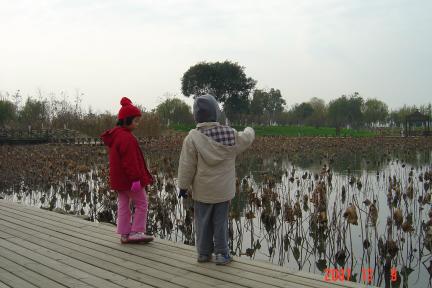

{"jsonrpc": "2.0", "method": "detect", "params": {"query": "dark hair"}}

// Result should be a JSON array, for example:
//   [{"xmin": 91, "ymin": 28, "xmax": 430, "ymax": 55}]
[{"xmin": 117, "ymin": 116, "xmax": 134, "ymax": 126}]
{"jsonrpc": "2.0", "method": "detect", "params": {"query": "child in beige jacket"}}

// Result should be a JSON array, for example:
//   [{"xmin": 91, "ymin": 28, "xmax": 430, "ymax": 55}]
[{"xmin": 177, "ymin": 94, "xmax": 255, "ymax": 265}]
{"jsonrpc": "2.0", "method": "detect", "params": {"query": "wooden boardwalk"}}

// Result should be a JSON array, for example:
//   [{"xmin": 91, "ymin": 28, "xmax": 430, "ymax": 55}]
[{"xmin": 0, "ymin": 200, "xmax": 372, "ymax": 288}]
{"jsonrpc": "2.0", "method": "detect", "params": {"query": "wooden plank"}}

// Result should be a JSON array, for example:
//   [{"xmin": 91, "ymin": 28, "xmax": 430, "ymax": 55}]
[
  {"xmin": 0, "ymin": 201, "xmax": 323, "ymax": 278},
  {"xmin": 0, "ymin": 221, "xmax": 281, "ymax": 288},
  {"xmin": 0, "ymin": 228, "xmax": 213, "ymax": 288},
  {"xmin": 0, "ymin": 282, "xmax": 11, "ymax": 288},
  {"xmin": 0, "ymin": 206, "xmax": 358, "ymax": 288},
  {"xmin": 0, "ymin": 267, "xmax": 38, "ymax": 288},
  {"xmin": 0, "ymin": 212, "xmax": 311, "ymax": 288},
  {"xmin": 0, "ymin": 200, "xmax": 272, "ymax": 274},
  {"xmin": 0, "ymin": 216, "xmax": 272, "ymax": 288},
  {"xmin": 0, "ymin": 229, "xmax": 17, "ymax": 240},
  {"xmin": 0, "ymin": 245, "xmax": 91, "ymax": 288},
  {"xmin": 0, "ymin": 236, "xmax": 161, "ymax": 288},
  {"xmin": 0, "ymin": 212, "xmax": 314, "ymax": 288},
  {"xmin": 0, "ymin": 239, "xmax": 126, "ymax": 288},
  {"xmin": 0, "ymin": 201, "xmax": 355, "ymax": 288},
  {"xmin": 0, "ymin": 255, "xmax": 67, "ymax": 288},
  {"xmin": 0, "ymin": 200, "xmax": 369, "ymax": 288}
]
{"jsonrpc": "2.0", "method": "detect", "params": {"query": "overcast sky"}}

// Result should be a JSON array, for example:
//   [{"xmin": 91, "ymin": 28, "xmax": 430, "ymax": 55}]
[{"xmin": 0, "ymin": 0, "xmax": 431, "ymax": 113}]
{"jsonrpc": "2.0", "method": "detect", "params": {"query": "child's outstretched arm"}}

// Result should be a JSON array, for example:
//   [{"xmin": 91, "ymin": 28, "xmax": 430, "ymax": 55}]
[
  {"xmin": 178, "ymin": 134, "xmax": 197, "ymax": 190},
  {"xmin": 235, "ymin": 127, "xmax": 255, "ymax": 155}
]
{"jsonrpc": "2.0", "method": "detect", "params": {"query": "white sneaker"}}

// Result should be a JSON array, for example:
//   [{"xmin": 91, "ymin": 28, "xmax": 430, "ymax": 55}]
[{"xmin": 128, "ymin": 232, "xmax": 154, "ymax": 243}]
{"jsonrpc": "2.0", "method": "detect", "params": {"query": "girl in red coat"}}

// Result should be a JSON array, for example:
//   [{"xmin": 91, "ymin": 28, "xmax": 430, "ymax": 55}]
[{"xmin": 101, "ymin": 97, "xmax": 154, "ymax": 243}]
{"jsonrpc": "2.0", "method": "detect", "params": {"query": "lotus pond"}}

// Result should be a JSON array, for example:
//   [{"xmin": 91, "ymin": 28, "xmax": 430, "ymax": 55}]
[{"xmin": 1, "ymin": 136, "xmax": 431, "ymax": 287}]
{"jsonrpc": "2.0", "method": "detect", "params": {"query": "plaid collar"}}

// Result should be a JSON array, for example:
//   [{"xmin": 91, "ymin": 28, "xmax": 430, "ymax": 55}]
[{"xmin": 196, "ymin": 122, "xmax": 235, "ymax": 146}]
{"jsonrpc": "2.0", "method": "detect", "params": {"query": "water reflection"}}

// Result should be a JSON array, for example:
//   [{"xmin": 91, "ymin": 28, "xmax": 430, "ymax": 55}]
[
  {"xmin": 229, "ymin": 150, "xmax": 432, "ymax": 288},
  {"xmin": 1, "ymin": 146, "xmax": 431, "ymax": 287}
]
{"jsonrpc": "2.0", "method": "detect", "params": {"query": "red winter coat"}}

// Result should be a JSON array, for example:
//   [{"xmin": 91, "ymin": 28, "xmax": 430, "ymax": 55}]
[{"xmin": 100, "ymin": 127, "xmax": 153, "ymax": 191}]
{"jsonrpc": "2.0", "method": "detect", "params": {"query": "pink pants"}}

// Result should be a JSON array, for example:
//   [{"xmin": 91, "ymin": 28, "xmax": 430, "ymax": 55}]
[{"xmin": 116, "ymin": 188, "xmax": 148, "ymax": 235}]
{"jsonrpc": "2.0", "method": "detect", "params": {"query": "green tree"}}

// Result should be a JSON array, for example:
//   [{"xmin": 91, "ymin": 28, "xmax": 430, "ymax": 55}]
[
  {"xmin": 419, "ymin": 103, "xmax": 432, "ymax": 119},
  {"xmin": 389, "ymin": 105, "xmax": 417, "ymax": 127},
  {"xmin": 291, "ymin": 102, "xmax": 314, "ymax": 125},
  {"xmin": 223, "ymin": 95, "xmax": 250, "ymax": 124},
  {"xmin": 307, "ymin": 97, "xmax": 327, "ymax": 127},
  {"xmin": 328, "ymin": 96, "xmax": 348, "ymax": 128},
  {"xmin": 250, "ymin": 89, "xmax": 286, "ymax": 124},
  {"xmin": 362, "ymin": 98, "xmax": 388, "ymax": 127},
  {"xmin": 0, "ymin": 99, "xmax": 16, "ymax": 127},
  {"xmin": 266, "ymin": 89, "xmax": 286, "ymax": 124},
  {"xmin": 328, "ymin": 93, "xmax": 364, "ymax": 129},
  {"xmin": 250, "ymin": 89, "xmax": 267, "ymax": 116},
  {"xmin": 19, "ymin": 98, "xmax": 49, "ymax": 129},
  {"xmin": 346, "ymin": 93, "xmax": 364, "ymax": 128},
  {"xmin": 274, "ymin": 111, "xmax": 291, "ymax": 125},
  {"xmin": 155, "ymin": 98, "xmax": 194, "ymax": 126},
  {"xmin": 181, "ymin": 61, "xmax": 256, "ymax": 122},
  {"xmin": 11, "ymin": 90, "xmax": 22, "ymax": 108}
]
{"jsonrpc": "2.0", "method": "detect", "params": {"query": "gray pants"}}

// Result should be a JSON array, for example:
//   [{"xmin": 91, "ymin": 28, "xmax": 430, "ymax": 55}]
[{"xmin": 194, "ymin": 201, "xmax": 229, "ymax": 256}]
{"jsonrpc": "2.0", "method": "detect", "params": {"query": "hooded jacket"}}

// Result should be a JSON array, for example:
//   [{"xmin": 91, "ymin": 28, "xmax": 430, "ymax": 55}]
[
  {"xmin": 178, "ymin": 122, "xmax": 255, "ymax": 203},
  {"xmin": 100, "ymin": 127, "xmax": 153, "ymax": 191}
]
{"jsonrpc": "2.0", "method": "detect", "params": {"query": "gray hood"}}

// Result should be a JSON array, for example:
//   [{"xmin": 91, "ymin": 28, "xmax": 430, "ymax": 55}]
[{"xmin": 193, "ymin": 94, "xmax": 221, "ymax": 123}]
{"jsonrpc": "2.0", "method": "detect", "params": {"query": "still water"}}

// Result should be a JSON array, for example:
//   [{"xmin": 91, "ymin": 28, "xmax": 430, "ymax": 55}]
[{"xmin": 2, "ymin": 148, "xmax": 432, "ymax": 287}]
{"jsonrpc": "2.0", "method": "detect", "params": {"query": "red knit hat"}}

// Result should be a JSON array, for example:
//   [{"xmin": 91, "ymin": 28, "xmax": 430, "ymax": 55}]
[{"xmin": 118, "ymin": 97, "xmax": 142, "ymax": 120}]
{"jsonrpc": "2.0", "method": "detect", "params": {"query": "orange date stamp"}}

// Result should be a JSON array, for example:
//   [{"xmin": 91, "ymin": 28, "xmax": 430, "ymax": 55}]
[
  {"xmin": 324, "ymin": 267, "xmax": 398, "ymax": 283},
  {"xmin": 323, "ymin": 268, "xmax": 352, "ymax": 282}
]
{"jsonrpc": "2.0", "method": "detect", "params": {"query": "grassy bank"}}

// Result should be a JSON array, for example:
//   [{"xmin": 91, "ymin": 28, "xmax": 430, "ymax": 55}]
[{"xmin": 170, "ymin": 124, "xmax": 376, "ymax": 137}]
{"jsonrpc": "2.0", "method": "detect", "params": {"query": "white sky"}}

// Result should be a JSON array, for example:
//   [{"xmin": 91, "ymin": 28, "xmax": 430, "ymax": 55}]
[{"xmin": 0, "ymin": 0, "xmax": 431, "ymax": 114}]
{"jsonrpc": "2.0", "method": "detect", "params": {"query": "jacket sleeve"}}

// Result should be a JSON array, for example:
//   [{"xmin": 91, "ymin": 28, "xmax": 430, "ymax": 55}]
[
  {"xmin": 140, "ymin": 150, "xmax": 154, "ymax": 186},
  {"xmin": 177, "ymin": 134, "xmax": 197, "ymax": 190},
  {"xmin": 118, "ymin": 137, "xmax": 141, "ymax": 183},
  {"xmin": 235, "ymin": 127, "xmax": 255, "ymax": 155}
]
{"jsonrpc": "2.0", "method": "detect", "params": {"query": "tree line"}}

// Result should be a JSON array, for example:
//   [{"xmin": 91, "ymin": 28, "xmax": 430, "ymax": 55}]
[
  {"xmin": 156, "ymin": 90, "xmax": 431, "ymax": 130},
  {"xmin": 0, "ymin": 90, "xmax": 161, "ymax": 137},
  {"xmin": 174, "ymin": 60, "xmax": 431, "ymax": 129},
  {"xmin": 1, "ymin": 60, "xmax": 430, "ymax": 136}
]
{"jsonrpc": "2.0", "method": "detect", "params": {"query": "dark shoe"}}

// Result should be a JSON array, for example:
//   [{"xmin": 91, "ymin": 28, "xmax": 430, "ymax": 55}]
[
  {"xmin": 215, "ymin": 253, "xmax": 232, "ymax": 265},
  {"xmin": 120, "ymin": 234, "xmax": 129, "ymax": 244},
  {"xmin": 197, "ymin": 254, "xmax": 212, "ymax": 263}
]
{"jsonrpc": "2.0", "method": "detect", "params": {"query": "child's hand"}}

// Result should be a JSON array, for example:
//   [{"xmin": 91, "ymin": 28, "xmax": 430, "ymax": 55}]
[
  {"xmin": 131, "ymin": 181, "xmax": 142, "ymax": 193},
  {"xmin": 178, "ymin": 189, "xmax": 188, "ymax": 199}
]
